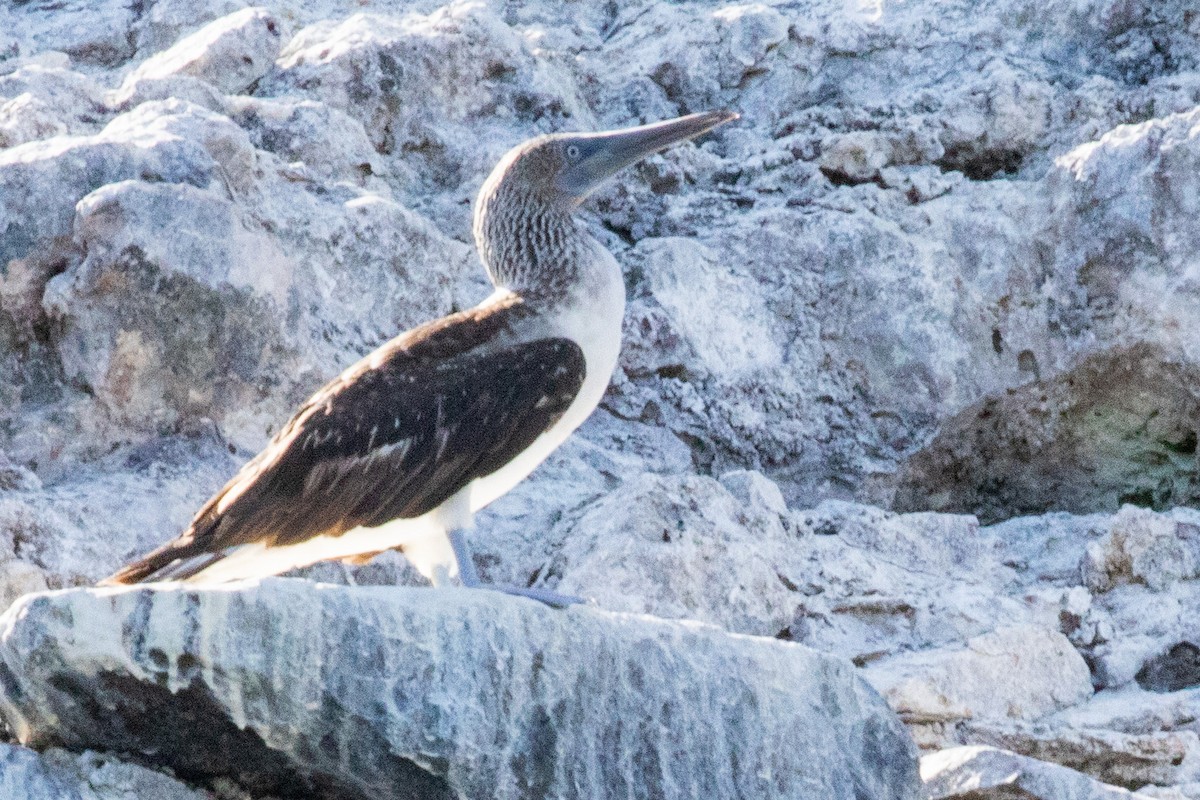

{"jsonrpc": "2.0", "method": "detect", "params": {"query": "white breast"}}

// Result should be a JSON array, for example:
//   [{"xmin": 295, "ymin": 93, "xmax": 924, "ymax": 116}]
[{"xmin": 467, "ymin": 243, "xmax": 626, "ymax": 513}]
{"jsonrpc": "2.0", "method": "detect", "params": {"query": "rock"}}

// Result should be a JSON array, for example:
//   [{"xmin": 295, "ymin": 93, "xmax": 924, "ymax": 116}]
[
  {"xmin": 923, "ymin": 746, "xmax": 1158, "ymax": 799},
  {"xmin": 803, "ymin": 500, "xmax": 986, "ymax": 577},
  {"xmin": 226, "ymin": 96, "xmax": 384, "ymax": 185},
  {"xmin": 1, "ymin": 0, "xmax": 1200, "ymax": 795},
  {"xmin": 0, "ymin": 581, "xmax": 922, "ymax": 800},
  {"xmin": 45, "ymin": 178, "xmax": 300, "ymax": 440},
  {"xmin": 819, "ymin": 131, "xmax": 893, "ymax": 185},
  {"xmin": 0, "ymin": 100, "xmax": 217, "ymax": 270},
  {"xmin": 262, "ymin": 4, "xmax": 587, "ymax": 210},
  {"xmin": 0, "ymin": 435, "xmax": 239, "ymax": 586},
  {"xmin": 0, "ymin": 743, "xmax": 207, "ymax": 800},
  {"xmin": 719, "ymin": 468, "xmax": 789, "ymax": 518},
  {"xmin": 132, "ymin": 0, "xmax": 253, "ymax": 61},
  {"xmin": 0, "ymin": 66, "xmax": 106, "ymax": 147},
  {"xmin": 5, "ymin": 0, "xmax": 138, "ymax": 66},
  {"xmin": 113, "ymin": 8, "xmax": 286, "ymax": 106},
  {"xmin": 547, "ymin": 472, "xmax": 799, "ymax": 637},
  {"xmin": 1139, "ymin": 786, "xmax": 1200, "ymax": 800},
  {"xmin": 863, "ymin": 626, "xmax": 1093, "ymax": 733},
  {"xmin": 1082, "ymin": 506, "xmax": 1200, "ymax": 593},
  {"xmin": 961, "ymin": 718, "xmax": 1199, "ymax": 790},
  {"xmin": 0, "ymin": 559, "xmax": 48, "ymax": 613},
  {"xmin": 0, "ymin": 743, "xmax": 208, "ymax": 800}
]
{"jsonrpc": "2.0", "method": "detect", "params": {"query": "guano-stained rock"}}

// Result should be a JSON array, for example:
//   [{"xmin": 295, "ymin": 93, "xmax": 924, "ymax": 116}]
[{"xmin": 0, "ymin": 581, "xmax": 922, "ymax": 800}]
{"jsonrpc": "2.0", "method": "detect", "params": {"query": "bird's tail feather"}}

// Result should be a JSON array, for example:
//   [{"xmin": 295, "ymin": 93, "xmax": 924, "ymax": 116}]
[{"xmin": 99, "ymin": 543, "xmax": 224, "ymax": 585}]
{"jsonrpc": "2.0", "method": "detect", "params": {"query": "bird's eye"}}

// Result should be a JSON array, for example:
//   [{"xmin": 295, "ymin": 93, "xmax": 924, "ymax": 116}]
[{"xmin": 566, "ymin": 144, "xmax": 581, "ymax": 160}]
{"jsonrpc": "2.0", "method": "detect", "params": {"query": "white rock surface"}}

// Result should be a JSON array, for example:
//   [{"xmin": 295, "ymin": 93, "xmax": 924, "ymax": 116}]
[
  {"xmin": 864, "ymin": 626, "xmax": 1094, "ymax": 731},
  {"xmin": 114, "ymin": 7, "xmax": 285, "ymax": 105},
  {"xmin": 0, "ymin": 582, "xmax": 922, "ymax": 800}
]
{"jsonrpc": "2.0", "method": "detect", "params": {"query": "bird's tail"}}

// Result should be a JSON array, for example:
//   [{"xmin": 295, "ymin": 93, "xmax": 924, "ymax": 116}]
[{"xmin": 99, "ymin": 540, "xmax": 224, "ymax": 585}]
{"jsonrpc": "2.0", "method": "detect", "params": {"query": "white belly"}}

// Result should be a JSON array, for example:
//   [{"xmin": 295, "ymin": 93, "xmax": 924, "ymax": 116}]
[{"xmin": 466, "ymin": 254, "xmax": 626, "ymax": 512}]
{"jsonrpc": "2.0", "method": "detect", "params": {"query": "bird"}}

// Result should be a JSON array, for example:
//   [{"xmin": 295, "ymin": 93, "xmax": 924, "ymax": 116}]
[{"xmin": 102, "ymin": 110, "xmax": 738, "ymax": 605}]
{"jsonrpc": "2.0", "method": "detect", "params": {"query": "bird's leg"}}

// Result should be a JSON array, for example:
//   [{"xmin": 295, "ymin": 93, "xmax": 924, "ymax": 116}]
[
  {"xmin": 448, "ymin": 528, "xmax": 481, "ymax": 587},
  {"xmin": 447, "ymin": 529, "xmax": 586, "ymax": 609}
]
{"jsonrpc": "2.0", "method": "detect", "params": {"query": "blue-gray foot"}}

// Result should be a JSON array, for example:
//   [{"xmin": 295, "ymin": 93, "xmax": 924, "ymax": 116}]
[{"xmin": 449, "ymin": 529, "xmax": 586, "ymax": 609}]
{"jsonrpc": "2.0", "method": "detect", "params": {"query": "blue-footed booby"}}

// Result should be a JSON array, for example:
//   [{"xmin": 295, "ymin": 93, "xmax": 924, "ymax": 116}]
[{"xmin": 103, "ymin": 110, "xmax": 737, "ymax": 605}]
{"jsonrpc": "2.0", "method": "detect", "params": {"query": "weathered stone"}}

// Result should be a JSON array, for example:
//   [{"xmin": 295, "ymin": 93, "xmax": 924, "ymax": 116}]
[
  {"xmin": 0, "ymin": 66, "xmax": 106, "ymax": 147},
  {"xmin": 923, "ymin": 746, "xmax": 1159, "ymax": 799},
  {"xmin": 0, "ymin": 743, "xmax": 207, "ymax": 800},
  {"xmin": 114, "ymin": 8, "xmax": 286, "ymax": 105},
  {"xmin": 864, "ymin": 626, "xmax": 1093, "ymax": 728},
  {"xmin": 5, "ymin": 0, "xmax": 138, "ymax": 66},
  {"xmin": 961, "ymin": 719, "xmax": 1199, "ymax": 790},
  {"xmin": 0, "ymin": 582, "xmax": 922, "ymax": 800},
  {"xmin": 1083, "ymin": 506, "xmax": 1200, "ymax": 593},
  {"xmin": 547, "ymin": 472, "xmax": 799, "ymax": 637},
  {"xmin": 226, "ymin": 96, "xmax": 385, "ymax": 185},
  {"xmin": 0, "ymin": 559, "xmax": 48, "ymax": 613}
]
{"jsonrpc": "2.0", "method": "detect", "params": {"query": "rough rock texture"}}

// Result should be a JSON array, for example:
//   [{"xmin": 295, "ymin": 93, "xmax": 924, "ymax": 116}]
[
  {"xmin": 0, "ymin": 743, "xmax": 208, "ymax": 800},
  {"xmin": 113, "ymin": 7, "xmax": 285, "ymax": 105},
  {"xmin": 923, "ymin": 746, "xmax": 1158, "ymax": 799},
  {"xmin": 1, "ymin": 0, "xmax": 1200, "ymax": 797},
  {"xmin": 0, "ymin": 582, "xmax": 921, "ymax": 800}
]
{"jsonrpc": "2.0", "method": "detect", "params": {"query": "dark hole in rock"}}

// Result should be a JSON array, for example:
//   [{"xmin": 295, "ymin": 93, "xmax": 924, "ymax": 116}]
[
  {"xmin": 818, "ymin": 166, "xmax": 885, "ymax": 188},
  {"xmin": 1136, "ymin": 642, "xmax": 1200, "ymax": 693},
  {"xmin": 936, "ymin": 145, "xmax": 1024, "ymax": 180}
]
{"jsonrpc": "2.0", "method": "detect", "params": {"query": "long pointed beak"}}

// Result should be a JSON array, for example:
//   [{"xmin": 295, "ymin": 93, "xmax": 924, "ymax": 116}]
[{"xmin": 559, "ymin": 110, "xmax": 738, "ymax": 199}]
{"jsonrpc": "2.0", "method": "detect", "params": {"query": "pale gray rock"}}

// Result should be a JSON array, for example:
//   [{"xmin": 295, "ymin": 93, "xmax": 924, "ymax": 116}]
[
  {"xmin": 923, "ymin": 746, "xmax": 1158, "ymax": 800},
  {"xmin": 45, "ymin": 178, "xmax": 300, "ymax": 441},
  {"xmin": 1139, "ymin": 785, "xmax": 1200, "ymax": 800},
  {"xmin": 0, "ymin": 743, "xmax": 207, "ymax": 800},
  {"xmin": 110, "ymin": 74, "xmax": 231, "ymax": 115},
  {"xmin": 0, "ymin": 435, "xmax": 238, "ymax": 586},
  {"xmin": 819, "ymin": 131, "xmax": 894, "ymax": 185},
  {"xmin": 961, "ymin": 717, "xmax": 1200, "ymax": 790},
  {"xmin": 0, "ymin": 100, "xmax": 218, "ymax": 269},
  {"xmin": 894, "ymin": 103, "xmax": 1200, "ymax": 520},
  {"xmin": 863, "ymin": 626, "xmax": 1093, "ymax": 734},
  {"xmin": 114, "ymin": 8, "xmax": 285, "ymax": 105},
  {"xmin": 4, "ymin": 0, "xmax": 137, "ymax": 66},
  {"xmin": 262, "ymin": 4, "xmax": 588, "ymax": 212},
  {"xmin": 0, "ymin": 0, "xmax": 1199, "ymax": 795},
  {"xmin": 0, "ymin": 582, "xmax": 922, "ymax": 800},
  {"xmin": 0, "ymin": 66, "xmax": 106, "ymax": 147},
  {"xmin": 548, "ymin": 472, "xmax": 799, "ymax": 637},
  {"xmin": 719, "ymin": 468, "xmax": 789, "ymax": 518},
  {"xmin": 3, "ymin": 92, "xmax": 473, "ymax": 465},
  {"xmin": 0, "ymin": 559, "xmax": 48, "ymax": 614},
  {"xmin": 132, "ymin": 0, "xmax": 253, "ymax": 62},
  {"xmin": 226, "ymin": 96, "xmax": 384, "ymax": 185},
  {"xmin": 1082, "ymin": 506, "xmax": 1200, "ymax": 593}
]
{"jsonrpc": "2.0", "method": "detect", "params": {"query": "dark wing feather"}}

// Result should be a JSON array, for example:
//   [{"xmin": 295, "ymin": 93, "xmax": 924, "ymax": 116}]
[{"xmin": 104, "ymin": 300, "xmax": 586, "ymax": 584}]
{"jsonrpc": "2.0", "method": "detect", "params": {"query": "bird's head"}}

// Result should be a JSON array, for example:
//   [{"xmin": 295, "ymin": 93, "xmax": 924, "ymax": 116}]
[
  {"xmin": 476, "ymin": 111, "xmax": 738, "ymax": 217},
  {"xmin": 473, "ymin": 110, "xmax": 737, "ymax": 289}
]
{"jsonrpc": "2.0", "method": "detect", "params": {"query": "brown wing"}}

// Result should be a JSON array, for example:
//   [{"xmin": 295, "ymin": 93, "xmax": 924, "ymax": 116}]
[{"xmin": 104, "ymin": 299, "xmax": 586, "ymax": 583}]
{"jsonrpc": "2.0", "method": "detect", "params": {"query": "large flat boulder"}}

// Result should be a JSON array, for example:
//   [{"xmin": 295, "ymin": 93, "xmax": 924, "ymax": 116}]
[{"xmin": 0, "ymin": 580, "xmax": 920, "ymax": 800}]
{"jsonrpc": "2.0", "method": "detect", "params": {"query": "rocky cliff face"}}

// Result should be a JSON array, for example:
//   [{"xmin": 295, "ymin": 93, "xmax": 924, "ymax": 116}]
[{"xmin": 0, "ymin": 0, "xmax": 1199, "ymax": 798}]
